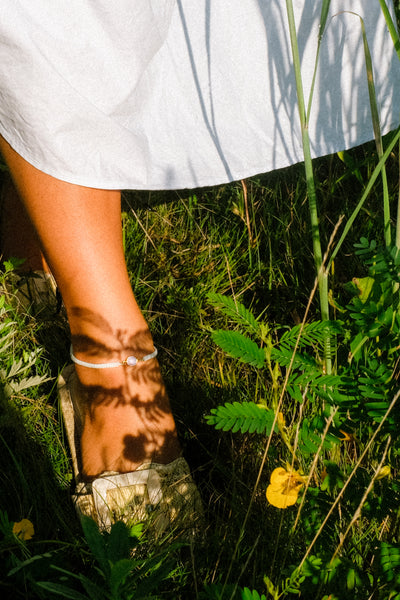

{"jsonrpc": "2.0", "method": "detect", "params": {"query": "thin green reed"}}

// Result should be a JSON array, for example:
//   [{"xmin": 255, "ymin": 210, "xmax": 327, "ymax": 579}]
[
  {"xmin": 378, "ymin": 0, "xmax": 400, "ymax": 62},
  {"xmin": 328, "ymin": 1, "xmax": 400, "ymax": 262},
  {"xmin": 378, "ymin": 0, "xmax": 400, "ymax": 249},
  {"xmin": 285, "ymin": 0, "xmax": 332, "ymax": 372},
  {"xmin": 358, "ymin": 13, "xmax": 391, "ymax": 246},
  {"xmin": 285, "ymin": 0, "xmax": 398, "ymax": 369}
]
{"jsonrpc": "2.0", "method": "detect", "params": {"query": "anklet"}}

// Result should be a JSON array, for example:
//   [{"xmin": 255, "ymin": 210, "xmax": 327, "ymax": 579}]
[{"xmin": 70, "ymin": 346, "xmax": 158, "ymax": 369}]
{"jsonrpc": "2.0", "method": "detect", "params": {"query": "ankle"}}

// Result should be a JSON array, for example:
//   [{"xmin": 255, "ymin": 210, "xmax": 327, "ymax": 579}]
[
  {"xmin": 70, "ymin": 329, "xmax": 157, "ymax": 388},
  {"xmin": 76, "ymin": 361, "xmax": 182, "ymax": 478}
]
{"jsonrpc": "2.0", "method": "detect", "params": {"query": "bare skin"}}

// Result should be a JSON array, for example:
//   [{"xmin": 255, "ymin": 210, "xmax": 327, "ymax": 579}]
[
  {"xmin": 0, "ymin": 137, "xmax": 181, "ymax": 479},
  {"xmin": 0, "ymin": 174, "xmax": 47, "ymax": 272}
]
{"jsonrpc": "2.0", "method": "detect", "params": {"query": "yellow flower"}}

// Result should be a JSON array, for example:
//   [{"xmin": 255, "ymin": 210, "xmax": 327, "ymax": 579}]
[
  {"xmin": 266, "ymin": 467, "xmax": 305, "ymax": 509},
  {"xmin": 376, "ymin": 465, "xmax": 391, "ymax": 480},
  {"xmin": 13, "ymin": 519, "xmax": 34, "ymax": 541}
]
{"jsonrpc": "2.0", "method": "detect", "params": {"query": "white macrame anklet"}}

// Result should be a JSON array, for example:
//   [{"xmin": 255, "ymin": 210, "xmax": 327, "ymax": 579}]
[{"xmin": 70, "ymin": 345, "xmax": 158, "ymax": 369}]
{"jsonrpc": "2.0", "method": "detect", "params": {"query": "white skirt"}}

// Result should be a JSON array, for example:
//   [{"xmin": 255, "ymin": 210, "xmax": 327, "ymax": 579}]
[{"xmin": 0, "ymin": 0, "xmax": 399, "ymax": 190}]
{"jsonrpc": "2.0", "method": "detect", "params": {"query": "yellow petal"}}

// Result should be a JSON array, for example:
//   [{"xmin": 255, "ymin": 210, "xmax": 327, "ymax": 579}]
[
  {"xmin": 270, "ymin": 467, "xmax": 305, "ymax": 489},
  {"xmin": 266, "ymin": 467, "xmax": 305, "ymax": 508},
  {"xmin": 13, "ymin": 519, "xmax": 34, "ymax": 541},
  {"xmin": 266, "ymin": 483, "xmax": 300, "ymax": 508},
  {"xmin": 270, "ymin": 467, "xmax": 290, "ymax": 486},
  {"xmin": 376, "ymin": 465, "xmax": 391, "ymax": 480}
]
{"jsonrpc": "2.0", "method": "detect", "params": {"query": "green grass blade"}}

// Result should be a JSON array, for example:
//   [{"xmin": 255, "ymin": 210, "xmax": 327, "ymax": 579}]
[
  {"xmin": 285, "ymin": 0, "xmax": 306, "ymax": 126},
  {"xmin": 36, "ymin": 581, "xmax": 90, "ymax": 600},
  {"xmin": 359, "ymin": 13, "xmax": 391, "ymax": 245},
  {"xmin": 379, "ymin": 0, "xmax": 400, "ymax": 62},
  {"xmin": 328, "ymin": 127, "xmax": 400, "ymax": 269},
  {"xmin": 378, "ymin": 0, "xmax": 400, "ymax": 248},
  {"xmin": 306, "ymin": 0, "xmax": 331, "ymax": 122}
]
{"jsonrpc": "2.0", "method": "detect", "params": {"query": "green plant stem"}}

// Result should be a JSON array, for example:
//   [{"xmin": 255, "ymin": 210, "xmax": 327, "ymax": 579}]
[{"xmin": 285, "ymin": 0, "xmax": 331, "ymax": 373}]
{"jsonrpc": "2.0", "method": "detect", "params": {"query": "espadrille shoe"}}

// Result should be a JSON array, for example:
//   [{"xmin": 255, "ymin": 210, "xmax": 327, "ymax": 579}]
[
  {"xmin": 3, "ymin": 269, "xmax": 62, "ymax": 317},
  {"xmin": 58, "ymin": 364, "xmax": 203, "ymax": 536}
]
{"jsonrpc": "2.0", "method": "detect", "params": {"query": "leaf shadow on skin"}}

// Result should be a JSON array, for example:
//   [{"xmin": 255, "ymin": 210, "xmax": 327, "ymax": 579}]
[{"xmin": 69, "ymin": 307, "xmax": 181, "ymax": 479}]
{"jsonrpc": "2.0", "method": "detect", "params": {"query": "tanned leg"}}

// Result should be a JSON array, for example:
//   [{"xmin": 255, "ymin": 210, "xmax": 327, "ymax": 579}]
[
  {"xmin": 0, "ymin": 137, "xmax": 181, "ymax": 479},
  {"xmin": 0, "ymin": 174, "xmax": 47, "ymax": 271}
]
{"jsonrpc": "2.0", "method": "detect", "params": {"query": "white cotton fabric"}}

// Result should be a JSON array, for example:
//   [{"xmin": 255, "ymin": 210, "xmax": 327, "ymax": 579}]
[{"xmin": 0, "ymin": 0, "xmax": 399, "ymax": 190}]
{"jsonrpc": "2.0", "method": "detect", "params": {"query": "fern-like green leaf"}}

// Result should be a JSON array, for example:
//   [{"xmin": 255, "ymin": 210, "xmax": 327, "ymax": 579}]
[
  {"xmin": 271, "ymin": 346, "xmax": 319, "ymax": 371},
  {"xmin": 379, "ymin": 542, "xmax": 400, "ymax": 583},
  {"xmin": 279, "ymin": 320, "xmax": 342, "ymax": 352},
  {"xmin": 205, "ymin": 401, "xmax": 277, "ymax": 435},
  {"xmin": 298, "ymin": 417, "xmax": 340, "ymax": 455},
  {"xmin": 355, "ymin": 239, "xmax": 400, "ymax": 284},
  {"xmin": 207, "ymin": 292, "xmax": 260, "ymax": 333},
  {"xmin": 211, "ymin": 330, "xmax": 265, "ymax": 367}
]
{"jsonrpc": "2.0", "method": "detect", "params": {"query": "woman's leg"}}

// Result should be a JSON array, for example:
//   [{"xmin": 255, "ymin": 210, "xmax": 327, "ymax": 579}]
[
  {"xmin": 0, "ymin": 137, "xmax": 181, "ymax": 479},
  {"xmin": 1, "ymin": 173, "xmax": 47, "ymax": 271}
]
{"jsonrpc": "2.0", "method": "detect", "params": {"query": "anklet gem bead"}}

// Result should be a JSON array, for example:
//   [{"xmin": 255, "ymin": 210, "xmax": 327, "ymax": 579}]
[{"xmin": 125, "ymin": 356, "xmax": 137, "ymax": 366}]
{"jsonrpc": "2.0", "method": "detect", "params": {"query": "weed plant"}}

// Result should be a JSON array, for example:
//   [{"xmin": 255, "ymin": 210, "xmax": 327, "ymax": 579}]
[{"xmin": 1, "ymin": 2, "xmax": 400, "ymax": 599}]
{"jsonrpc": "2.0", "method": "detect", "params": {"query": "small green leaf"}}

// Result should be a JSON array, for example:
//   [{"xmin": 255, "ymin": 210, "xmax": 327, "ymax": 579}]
[
  {"xmin": 36, "ymin": 581, "xmax": 90, "ymax": 600},
  {"xmin": 107, "ymin": 520, "xmax": 130, "ymax": 563},
  {"xmin": 80, "ymin": 516, "xmax": 110, "ymax": 578},
  {"xmin": 241, "ymin": 588, "xmax": 267, "ymax": 600},
  {"xmin": 110, "ymin": 559, "xmax": 134, "ymax": 596}
]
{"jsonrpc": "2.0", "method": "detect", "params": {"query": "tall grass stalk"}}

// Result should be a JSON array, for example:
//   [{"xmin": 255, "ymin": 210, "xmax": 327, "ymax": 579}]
[
  {"xmin": 285, "ymin": 0, "xmax": 331, "ymax": 373},
  {"xmin": 330, "ymin": 4, "xmax": 400, "ymax": 255},
  {"xmin": 358, "ymin": 12, "xmax": 391, "ymax": 246},
  {"xmin": 378, "ymin": 0, "xmax": 400, "ymax": 249},
  {"xmin": 286, "ymin": 0, "xmax": 397, "ymax": 368}
]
